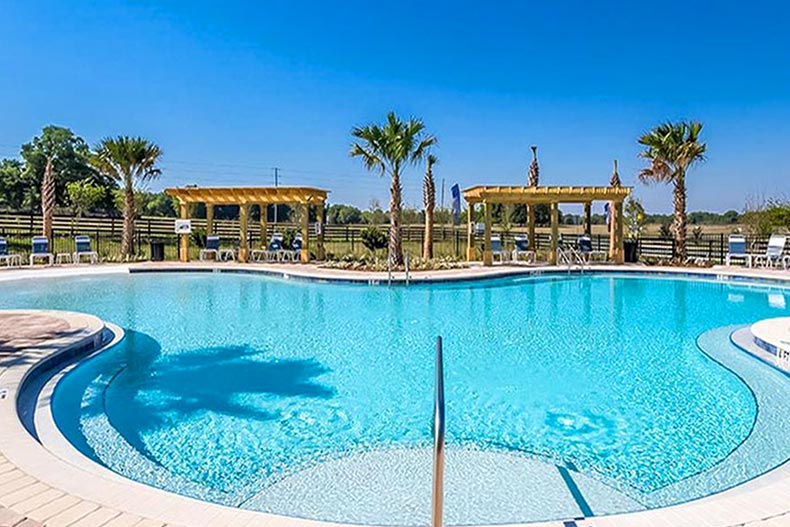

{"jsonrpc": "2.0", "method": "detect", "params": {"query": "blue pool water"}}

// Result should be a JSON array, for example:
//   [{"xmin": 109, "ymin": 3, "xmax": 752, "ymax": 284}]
[{"xmin": 3, "ymin": 271, "xmax": 790, "ymax": 525}]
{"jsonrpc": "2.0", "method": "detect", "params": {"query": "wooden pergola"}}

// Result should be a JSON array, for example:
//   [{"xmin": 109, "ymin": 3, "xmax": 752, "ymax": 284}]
[
  {"xmin": 165, "ymin": 186, "xmax": 329, "ymax": 263},
  {"xmin": 463, "ymin": 185, "xmax": 632, "ymax": 265}
]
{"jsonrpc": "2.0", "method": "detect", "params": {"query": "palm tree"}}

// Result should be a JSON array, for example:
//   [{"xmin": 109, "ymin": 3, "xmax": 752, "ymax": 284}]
[
  {"xmin": 422, "ymin": 153, "xmax": 438, "ymax": 259},
  {"xmin": 350, "ymin": 112, "xmax": 436, "ymax": 265},
  {"xmin": 638, "ymin": 121, "xmax": 706, "ymax": 262},
  {"xmin": 528, "ymin": 146, "xmax": 539, "ymax": 186},
  {"xmin": 91, "ymin": 137, "xmax": 163, "ymax": 259}
]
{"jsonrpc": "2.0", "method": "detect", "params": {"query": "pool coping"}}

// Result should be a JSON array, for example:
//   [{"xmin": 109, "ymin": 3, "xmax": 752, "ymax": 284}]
[{"xmin": 1, "ymin": 265, "xmax": 790, "ymax": 527}]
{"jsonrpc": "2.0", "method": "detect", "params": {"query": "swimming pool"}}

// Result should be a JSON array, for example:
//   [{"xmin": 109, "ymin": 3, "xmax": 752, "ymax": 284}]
[{"xmin": 4, "ymin": 271, "xmax": 790, "ymax": 525}]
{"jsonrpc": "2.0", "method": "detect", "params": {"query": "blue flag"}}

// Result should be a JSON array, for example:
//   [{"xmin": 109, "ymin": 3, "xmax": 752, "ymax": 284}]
[{"xmin": 451, "ymin": 184, "xmax": 461, "ymax": 225}]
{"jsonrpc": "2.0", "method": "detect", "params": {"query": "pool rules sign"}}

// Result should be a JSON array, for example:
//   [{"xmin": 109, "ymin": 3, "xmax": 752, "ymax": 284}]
[{"xmin": 174, "ymin": 220, "xmax": 192, "ymax": 234}]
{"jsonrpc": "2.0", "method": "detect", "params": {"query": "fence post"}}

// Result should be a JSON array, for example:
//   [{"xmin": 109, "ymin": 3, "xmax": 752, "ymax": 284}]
[
  {"xmin": 351, "ymin": 231, "xmax": 355, "ymax": 252},
  {"xmin": 96, "ymin": 229, "xmax": 101, "ymax": 256},
  {"xmin": 719, "ymin": 233, "xmax": 725, "ymax": 263},
  {"xmin": 455, "ymin": 230, "xmax": 460, "ymax": 258}
]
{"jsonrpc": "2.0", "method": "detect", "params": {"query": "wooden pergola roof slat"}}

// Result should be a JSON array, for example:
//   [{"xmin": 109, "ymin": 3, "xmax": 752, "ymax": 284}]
[
  {"xmin": 463, "ymin": 185, "xmax": 631, "ymax": 204},
  {"xmin": 165, "ymin": 186, "xmax": 329, "ymax": 205}
]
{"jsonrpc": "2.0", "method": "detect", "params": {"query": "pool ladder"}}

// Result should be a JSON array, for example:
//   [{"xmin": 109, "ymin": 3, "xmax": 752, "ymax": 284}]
[
  {"xmin": 432, "ymin": 336, "xmax": 445, "ymax": 527},
  {"xmin": 558, "ymin": 246, "xmax": 587, "ymax": 273}
]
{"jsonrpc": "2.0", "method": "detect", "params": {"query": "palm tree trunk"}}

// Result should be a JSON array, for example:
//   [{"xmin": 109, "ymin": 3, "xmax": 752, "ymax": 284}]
[
  {"xmin": 122, "ymin": 181, "xmax": 136, "ymax": 259},
  {"xmin": 423, "ymin": 169, "xmax": 435, "ymax": 260},
  {"xmin": 41, "ymin": 157, "xmax": 55, "ymax": 242},
  {"xmin": 389, "ymin": 169, "xmax": 403, "ymax": 266},
  {"xmin": 673, "ymin": 173, "xmax": 687, "ymax": 262}
]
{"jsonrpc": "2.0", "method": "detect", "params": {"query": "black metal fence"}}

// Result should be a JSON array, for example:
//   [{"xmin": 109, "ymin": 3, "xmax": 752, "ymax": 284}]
[{"xmin": 0, "ymin": 213, "xmax": 781, "ymax": 263}]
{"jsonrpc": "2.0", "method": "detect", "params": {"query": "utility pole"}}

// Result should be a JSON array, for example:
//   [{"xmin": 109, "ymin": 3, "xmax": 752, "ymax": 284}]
[
  {"xmin": 273, "ymin": 167, "xmax": 280, "ymax": 223},
  {"xmin": 440, "ymin": 178, "xmax": 445, "ymax": 210}
]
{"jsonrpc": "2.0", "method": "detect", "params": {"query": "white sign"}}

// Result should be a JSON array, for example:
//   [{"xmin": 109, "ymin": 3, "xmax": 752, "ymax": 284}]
[{"xmin": 175, "ymin": 219, "xmax": 192, "ymax": 234}]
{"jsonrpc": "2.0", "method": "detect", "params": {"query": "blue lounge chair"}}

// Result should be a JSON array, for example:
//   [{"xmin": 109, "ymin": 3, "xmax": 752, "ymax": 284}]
[
  {"xmin": 200, "ymin": 235, "xmax": 220, "ymax": 261},
  {"xmin": 512, "ymin": 234, "xmax": 535, "ymax": 262},
  {"xmin": 725, "ymin": 234, "xmax": 752, "ymax": 267},
  {"xmin": 73, "ymin": 235, "xmax": 98, "ymax": 264},
  {"xmin": 490, "ymin": 235, "xmax": 507, "ymax": 262},
  {"xmin": 577, "ymin": 235, "xmax": 608, "ymax": 262},
  {"xmin": 0, "ymin": 237, "xmax": 22, "ymax": 267},
  {"xmin": 30, "ymin": 236, "xmax": 54, "ymax": 266},
  {"xmin": 754, "ymin": 234, "xmax": 788, "ymax": 269},
  {"xmin": 264, "ymin": 233, "xmax": 284, "ymax": 262},
  {"xmin": 289, "ymin": 235, "xmax": 303, "ymax": 262}
]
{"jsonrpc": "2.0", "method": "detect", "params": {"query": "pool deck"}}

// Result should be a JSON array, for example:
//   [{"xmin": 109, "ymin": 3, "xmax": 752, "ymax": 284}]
[{"xmin": 0, "ymin": 263, "xmax": 790, "ymax": 527}]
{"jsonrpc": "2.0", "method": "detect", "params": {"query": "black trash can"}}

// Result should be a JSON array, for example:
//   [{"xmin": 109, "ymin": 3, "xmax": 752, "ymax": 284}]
[
  {"xmin": 624, "ymin": 239, "xmax": 639, "ymax": 263},
  {"xmin": 150, "ymin": 240, "xmax": 165, "ymax": 261}
]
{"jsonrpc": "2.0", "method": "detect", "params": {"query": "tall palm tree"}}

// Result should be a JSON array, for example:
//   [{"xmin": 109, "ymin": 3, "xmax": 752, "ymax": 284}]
[
  {"xmin": 638, "ymin": 121, "xmax": 706, "ymax": 262},
  {"xmin": 422, "ymin": 153, "xmax": 438, "ymax": 259},
  {"xmin": 350, "ymin": 112, "xmax": 436, "ymax": 265},
  {"xmin": 91, "ymin": 137, "xmax": 163, "ymax": 259},
  {"xmin": 528, "ymin": 146, "xmax": 539, "ymax": 186},
  {"xmin": 610, "ymin": 159, "xmax": 621, "ymax": 187}
]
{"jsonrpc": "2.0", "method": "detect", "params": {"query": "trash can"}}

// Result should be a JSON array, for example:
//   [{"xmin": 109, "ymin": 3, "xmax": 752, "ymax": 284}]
[
  {"xmin": 624, "ymin": 239, "xmax": 639, "ymax": 263},
  {"xmin": 150, "ymin": 240, "xmax": 165, "ymax": 262}
]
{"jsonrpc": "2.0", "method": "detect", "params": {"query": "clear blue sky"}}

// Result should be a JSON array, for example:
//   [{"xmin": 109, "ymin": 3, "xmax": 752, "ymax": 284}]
[{"xmin": 1, "ymin": 0, "xmax": 788, "ymax": 214}]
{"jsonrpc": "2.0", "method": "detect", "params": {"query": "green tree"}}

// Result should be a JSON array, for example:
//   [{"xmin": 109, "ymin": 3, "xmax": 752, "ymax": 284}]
[
  {"xmin": 350, "ymin": 112, "xmax": 437, "ymax": 265},
  {"xmin": 0, "ymin": 159, "xmax": 36, "ymax": 211},
  {"xmin": 21, "ymin": 126, "xmax": 97, "ymax": 240},
  {"xmin": 638, "ymin": 121, "xmax": 707, "ymax": 261},
  {"xmin": 624, "ymin": 197, "xmax": 647, "ymax": 239},
  {"xmin": 422, "ymin": 153, "xmax": 438, "ymax": 259},
  {"xmin": 327, "ymin": 204, "xmax": 363, "ymax": 224},
  {"xmin": 66, "ymin": 179, "xmax": 105, "ymax": 230},
  {"xmin": 92, "ymin": 137, "xmax": 163, "ymax": 259}
]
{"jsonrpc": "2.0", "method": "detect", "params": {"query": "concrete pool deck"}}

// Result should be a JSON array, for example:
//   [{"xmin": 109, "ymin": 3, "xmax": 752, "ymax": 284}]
[{"xmin": 0, "ymin": 263, "xmax": 789, "ymax": 527}]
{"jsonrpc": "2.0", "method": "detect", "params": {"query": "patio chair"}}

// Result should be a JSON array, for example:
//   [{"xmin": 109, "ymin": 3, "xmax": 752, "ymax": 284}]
[
  {"xmin": 725, "ymin": 235, "xmax": 752, "ymax": 268},
  {"xmin": 577, "ymin": 235, "xmax": 608, "ymax": 262},
  {"xmin": 73, "ymin": 235, "xmax": 99, "ymax": 264},
  {"xmin": 753, "ymin": 234, "xmax": 788, "ymax": 269},
  {"xmin": 490, "ymin": 235, "xmax": 507, "ymax": 262},
  {"xmin": 30, "ymin": 236, "xmax": 54, "ymax": 266},
  {"xmin": 199, "ymin": 235, "xmax": 220, "ymax": 261},
  {"xmin": 511, "ymin": 234, "xmax": 535, "ymax": 263},
  {"xmin": 0, "ymin": 237, "xmax": 22, "ymax": 267},
  {"xmin": 264, "ymin": 233, "xmax": 284, "ymax": 262},
  {"xmin": 288, "ymin": 234, "xmax": 303, "ymax": 262}
]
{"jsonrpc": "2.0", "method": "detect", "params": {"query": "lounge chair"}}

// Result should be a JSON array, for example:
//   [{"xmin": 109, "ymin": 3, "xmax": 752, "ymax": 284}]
[
  {"xmin": 30, "ymin": 236, "xmax": 54, "ymax": 266},
  {"xmin": 577, "ymin": 235, "xmax": 608, "ymax": 262},
  {"xmin": 259, "ymin": 233, "xmax": 283, "ymax": 262},
  {"xmin": 287, "ymin": 235, "xmax": 303, "ymax": 262},
  {"xmin": 0, "ymin": 237, "xmax": 22, "ymax": 267},
  {"xmin": 753, "ymin": 234, "xmax": 788, "ymax": 269},
  {"xmin": 725, "ymin": 234, "xmax": 753, "ymax": 267},
  {"xmin": 73, "ymin": 235, "xmax": 99, "ymax": 264},
  {"xmin": 512, "ymin": 234, "xmax": 535, "ymax": 263},
  {"xmin": 490, "ymin": 235, "xmax": 507, "ymax": 262},
  {"xmin": 199, "ymin": 235, "xmax": 220, "ymax": 261}
]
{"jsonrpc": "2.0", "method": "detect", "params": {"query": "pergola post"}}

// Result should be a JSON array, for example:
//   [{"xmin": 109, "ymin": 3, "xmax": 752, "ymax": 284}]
[
  {"xmin": 550, "ymin": 202, "xmax": 559, "ymax": 264},
  {"xmin": 316, "ymin": 201, "xmax": 325, "ymax": 260},
  {"xmin": 259, "ymin": 203, "xmax": 267, "ymax": 248},
  {"xmin": 609, "ymin": 200, "xmax": 624, "ymax": 263},
  {"xmin": 206, "ymin": 204, "xmax": 214, "ymax": 235},
  {"xmin": 466, "ymin": 202, "xmax": 476, "ymax": 261},
  {"xmin": 583, "ymin": 202, "xmax": 592, "ymax": 236},
  {"xmin": 239, "ymin": 204, "xmax": 249, "ymax": 262},
  {"xmin": 483, "ymin": 201, "xmax": 493, "ymax": 266},
  {"xmin": 301, "ymin": 203, "xmax": 310, "ymax": 263},
  {"xmin": 179, "ymin": 201, "xmax": 189, "ymax": 263},
  {"xmin": 527, "ymin": 205, "xmax": 536, "ymax": 251}
]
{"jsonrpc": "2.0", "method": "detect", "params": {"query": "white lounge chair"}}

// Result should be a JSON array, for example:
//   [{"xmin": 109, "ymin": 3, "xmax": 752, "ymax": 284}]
[
  {"xmin": 30, "ymin": 236, "xmax": 54, "ymax": 266},
  {"xmin": 753, "ymin": 234, "xmax": 788, "ymax": 269},
  {"xmin": 200, "ymin": 235, "xmax": 221, "ymax": 261},
  {"xmin": 512, "ymin": 234, "xmax": 535, "ymax": 263},
  {"xmin": 577, "ymin": 235, "xmax": 608, "ymax": 262},
  {"xmin": 725, "ymin": 235, "xmax": 752, "ymax": 267},
  {"xmin": 490, "ymin": 235, "xmax": 507, "ymax": 262},
  {"xmin": 73, "ymin": 235, "xmax": 99, "ymax": 264},
  {"xmin": 0, "ymin": 237, "xmax": 22, "ymax": 267}
]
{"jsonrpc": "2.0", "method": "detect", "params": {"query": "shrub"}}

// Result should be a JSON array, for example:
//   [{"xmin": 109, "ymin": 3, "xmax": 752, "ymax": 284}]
[{"xmin": 360, "ymin": 226, "xmax": 387, "ymax": 253}]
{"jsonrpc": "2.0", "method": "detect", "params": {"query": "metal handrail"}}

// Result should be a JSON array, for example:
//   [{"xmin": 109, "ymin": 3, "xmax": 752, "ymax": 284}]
[{"xmin": 432, "ymin": 336, "xmax": 445, "ymax": 527}]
